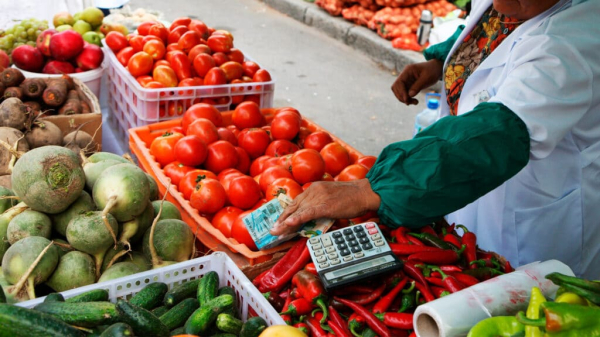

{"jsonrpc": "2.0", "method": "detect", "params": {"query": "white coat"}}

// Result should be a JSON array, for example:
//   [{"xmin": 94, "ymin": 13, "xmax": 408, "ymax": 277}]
[{"xmin": 443, "ymin": 0, "xmax": 600, "ymax": 279}]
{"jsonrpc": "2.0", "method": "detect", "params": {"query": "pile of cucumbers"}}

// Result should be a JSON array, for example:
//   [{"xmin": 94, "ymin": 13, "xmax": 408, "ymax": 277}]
[{"xmin": 0, "ymin": 271, "xmax": 268, "ymax": 337}]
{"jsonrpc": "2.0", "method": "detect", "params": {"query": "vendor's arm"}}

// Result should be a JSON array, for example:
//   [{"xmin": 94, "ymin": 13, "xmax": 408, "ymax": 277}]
[
  {"xmin": 272, "ymin": 102, "xmax": 530, "ymax": 234},
  {"xmin": 423, "ymin": 25, "xmax": 464, "ymax": 62}
]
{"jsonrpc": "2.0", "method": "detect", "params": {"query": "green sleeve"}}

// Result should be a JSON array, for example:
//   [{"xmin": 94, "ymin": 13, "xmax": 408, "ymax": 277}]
[
  {"xmin": 423, "ymin": 25, "xmax": 465, "ymax": 62},
  {"xmin": 366, "ymin": 102, "xmax": 529, "ymax": 229}
]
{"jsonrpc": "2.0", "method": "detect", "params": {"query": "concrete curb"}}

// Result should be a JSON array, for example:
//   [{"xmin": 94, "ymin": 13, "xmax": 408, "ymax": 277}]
[{"xmin": 260, "ymin": 0, "xmax": 425, "ymax": 73}]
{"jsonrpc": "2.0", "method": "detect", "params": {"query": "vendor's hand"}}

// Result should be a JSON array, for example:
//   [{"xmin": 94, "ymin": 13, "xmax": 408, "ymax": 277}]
[
  {"xmin": 270, "ymin": 179, "xmax": 381, "ymax": 236},
  {"xmin": 392, "ymin": 59, "xmax": 444, "ymax": 105}
]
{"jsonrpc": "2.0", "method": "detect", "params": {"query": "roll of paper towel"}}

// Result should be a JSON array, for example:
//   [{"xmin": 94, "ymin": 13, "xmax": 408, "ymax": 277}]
[{"xmin": 413, "ymin": 260, "xmax": 574, "ymax": 337}]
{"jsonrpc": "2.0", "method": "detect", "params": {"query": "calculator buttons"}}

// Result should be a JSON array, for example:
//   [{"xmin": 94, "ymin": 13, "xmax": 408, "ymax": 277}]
[
  {"xmin": 343, "ymin": 229, "xmax": 353, "ymax": 235},
  {"xmin": 371, "ymin": 233, "xmax": 382, "ymax": 241},
  {"xmin": 322, "ymin": 237, "xmax": 333, "ymax": 247},
  {"xmin": 319, "ymin": 262, "xmax": 329, "ymax": 269},
  {"xmin": 354, "ymin": 252, "xmax": 365, "ymax": 258},
  {"xmin": 351, "ymin": 246, "xmax": 362, "ymax": 253},
  {"xmin": 343, "ymin": 256, "xmax": 353, "ymax": 262},
  {"xmin": 368, "ymin": 228, "xmax": 378, "ymax": 235},
  {"xmin": 374, "ymin": 240, "xmax": 385, "ymax": 247},
  {"xmin": 310, "ymin": 237, "xmax": 320, "ymax": 244},
  {"xmin": 327, "ymin": 253, "xmax": 338, "ymax": 260},
  {"xmin": 345, "ymin": 234, "xmax": 356, "ymax": 241},
  {"xmin": 311, "ymin": 244, "xmax": 323, "ymax": 250},
  {"xmin": 337, "ymin": 243, "xmax": 348, "ymax": 250},
  {"xmin": 340, "ymin": 249, "xmax": 351, "ymax": 256},
  {"xmin": 332, "ymin": 232, "xmax": 342, "ymax": 238},
  {"xmin": 334, "ymin": 237, "xmax": 345, "ymax": 245},
  {"xmin": 357, "ymin": 231, "xmax": 367, "ymax": 238},
  {"xmin": 359, "ymin": 237, "xmax": 370, "ymax": 244},
  {"xmin": 314, "ymin": 249, "xmax": 324, "ymax": 256},
  {"xmin": 365, "ymin": 223, "xmax": 376, "ymax": 229},
  {"xmin": 353, "ymin": 226, "xmax": 364, "ymax": 232},
  {"xmin": 362, "ymin": 243, "xmax": 373, "ymax": 250},
  {"xmin": 316, "ymin": 255, "xmax": 327, "ymax": 263},
  {"xmin": 325, "ymin": 246, "xmax": 336, "ymax": 253},
  {"xmin": 348, "ymin": 240, "xmax": 358, "ymax": 247},
  {"xmin": 330, "ymin": 258, "xmax": 341, "ymax": 265}
]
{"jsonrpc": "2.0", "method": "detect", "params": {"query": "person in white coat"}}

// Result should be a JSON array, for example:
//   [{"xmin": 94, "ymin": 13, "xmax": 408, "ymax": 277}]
[{"xmin": 271, "ymin": 0, "xmax": 600, "ymax": 279}]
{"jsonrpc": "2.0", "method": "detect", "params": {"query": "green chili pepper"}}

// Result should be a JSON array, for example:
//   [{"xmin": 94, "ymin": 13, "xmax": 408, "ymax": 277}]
[
  {"xmin": 525, "ymin": 287, "xmax": 546, "ymax": 337},
  {"xmin": 516, "ymin": 302, "xmax": 600, "ymax": 334},
  {"xmin": 361, "ymin": 327, "xmax": 377, "ymax": 337},
  {"xmin": 466, "ymin": 316, "xmax": 525, "ymax": 337},
  {"xmin": 408, "ymin": 232, "xmax": 454, "ymax": 250},
  {"xmin": 546, "ymin": 272, "xmax": 600, "ymax": 293}
]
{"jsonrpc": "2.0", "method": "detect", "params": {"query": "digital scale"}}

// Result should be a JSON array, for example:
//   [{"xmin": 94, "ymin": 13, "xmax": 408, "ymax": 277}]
[{"xmin": 307, "ymin": 222, "xmax": 403, "ymax": 290}]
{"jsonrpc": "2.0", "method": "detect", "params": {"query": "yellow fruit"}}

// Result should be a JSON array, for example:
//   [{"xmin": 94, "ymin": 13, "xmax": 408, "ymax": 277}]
[{"xmin": 259, "ymin": 325, "xmax": 308, "ymax": 337}]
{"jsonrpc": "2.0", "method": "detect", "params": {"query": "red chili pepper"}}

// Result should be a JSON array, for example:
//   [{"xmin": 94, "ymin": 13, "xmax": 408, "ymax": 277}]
[
  {"xmin": 259, "ymin": 238, "xmax": 311, "ymax": 293},
  {"xmin": 449, "ymin": 272, "xmax": 480, "ymax": 287},
  {"xmin": 431, "ymin": 285, "xmax": 451, "ymax": 298},
  {"xmin": 334, "ymin": 296, "xmax": 391, "ymax": 337},
  {"xmin": 456, "ymin": 225, "xmax": 478, "ymax": 269},
  {"xmin": 305, "ymin": 262, "xmax": 318, "ymax": 276},
  {"xmin": 407, "ymin": 234, "xmax": 425, "ymax": 246},
  {"xmin": 252, "ymin": 269, "xmax": 270, "ymax": 287},
  {"xmin": 389, "ymin": 243, "xmax": 443, "ymax": 256},
  {"xmin": 373, "ymin": 277, "xmax": 408, "ymax": 314},
  {"xmin": 327, "ymin": 318, "xmax": 352, "ymax": 337},
  {"xmin": 292, "ymin": 270, "xmax": 329, "ymax": 323},
  {"xmin": 280, "ymin": 298, "xmax": 313, "ymax": 316},
  {"xmin": 425, "ymin": 276, "xmax": 444, "ymax": 287},
  {"xmin": 346, "ymin": 283, "xmax": 386, "ymax": 305},
  {"xmin": 332, "ymin": 285, "xmax": 375, "ymax": 296},
  {"xmin": 430, "ymin": 271, "xmax": 442, "ymax": 278},
  {"xmin": 293, "ymin": 322, "xmax": 309, "ymax": 335},
  {"xmin": 412, "ymin": 279, "xmax": 436, "ymax": 302},
  {"xmin": 280, "ymin": 289, "xmax": 293, "ymax": 325},
  {"xmin": 329, "ymin": 306, "xmax": 352, "ymax": 337},
  {"xmin": 348, "ymin": 313, "xmax": 365, "ymax": 337},
  {"xmin": 443, "ymin": 233, "xmax": 461, "ymax": 248},
  {"xmin": 408, "ymin": 245, "xmax": 465, "ymax": 265},
  {"xmin": 419, "ymin": 225, "xmax": 437, "ymax": 236},
  {"xmin": 305, "ymin": 315, "xmax": 328, "ymax": 337},
  {"xmin": 430, "ymin": 266, "xmax": 466, "ymax": 293},
  {"xmin": 403, "ymin": 261, "xmax": 429, "ymax": 286},
  {"xmin": 504, "ymin": 260, "xmax": 514, "ymax": 273},
  {"xmin": 438, "ymin": 265, "xmax": 463, "ymax": 273},
  {"xmin": 374, "ymin": 312, "xmax": 414, "ymax": 330},
  {"xmin": 393, "ymin": 227, "xmax": 411, "ymax": 244},
  {"xmin": 409, "ymin": 331, "xmax": 417, "ymax": 337}
]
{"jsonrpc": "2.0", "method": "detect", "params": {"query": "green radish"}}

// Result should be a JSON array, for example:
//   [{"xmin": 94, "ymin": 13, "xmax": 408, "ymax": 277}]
[
  {"xmin": 83, "ymin": 159, "xmax": 127, "ymax": 192},
  {"xmin": 0, "ymin": 186, "xmax": 17, "ymax": 213},
  {"xmin": 45, "ymin": 251, "xmax": 95, "ymax": 292},
  {"xmin": 7, "ymin": 210, "xmax": 52, "ymax": 244},
  {"xmin": 93, "ymin": 164, "xmax": 151, "ymax": 223},
  {"xmin": 143, "ymin": 219, "xmax": 194, "ymax": 267},
  {"xmin": 151, "ymin": 200, "xmax": 181, "ymax": 221},
  {"xmin": 126, "ymin": 251, "xmax": 151, "ymax": 272},
  {"xmin": 98, "ymin": 262, "xmax": 141, "ymax": 283},
  {"xmin": 53, "ymin": 238, "xmax": 74, "ymax": 258},
  {"xmin": 146, "ymin": 173, "xmax": 159, "ymax": 201},
  {"xmin": 101, "ymin": 244, "xmax": 127, "ymax": 273},
  {"xmin": 51, "ymin": 191, "xmax": 95, "ymax": 237},
  {"xmin": 121, "ymin": 200, "xmax": 154, "ymax": 248},
  {"xmin": 0, "ymin": 203, "xmax": 28, "ymax": 261},
  {"xmin": 88, "ymin": 152, "xmax": 131, "ymax": 164},
  {"xmin": 11, "ymin": 146, "xmax": 85, "ymax": 214},
  {"xmin": 2, "ymin": 237, "xmax": 59, "ymax": 301},
  {"xmin": 66, "ymin": 211, "xmax": 119, "ymax": 279}
]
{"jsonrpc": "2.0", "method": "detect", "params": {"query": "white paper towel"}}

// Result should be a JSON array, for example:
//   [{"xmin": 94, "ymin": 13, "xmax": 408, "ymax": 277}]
[{"xmin": 413, "ymin": 260, "xmax": 574, "ymax": 337}]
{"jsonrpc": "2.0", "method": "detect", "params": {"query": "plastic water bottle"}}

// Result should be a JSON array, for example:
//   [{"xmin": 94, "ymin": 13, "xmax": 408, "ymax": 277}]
[
  {"xmin": 414, "ymin": 93, "xmax": 441, "ymax": 136},
  {"xmin": 417, "ymin": 10, "xmax": 433, "ymax": 46}
]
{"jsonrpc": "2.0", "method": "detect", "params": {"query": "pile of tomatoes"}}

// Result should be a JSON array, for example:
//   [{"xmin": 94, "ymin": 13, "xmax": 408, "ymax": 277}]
[
  {"xmin": 104, "ymin": 17, "xmax": 271, "ymax": 111},
  {"xmin": 149, "ymin": 102, "xmax": 377, "ymax": 251}
]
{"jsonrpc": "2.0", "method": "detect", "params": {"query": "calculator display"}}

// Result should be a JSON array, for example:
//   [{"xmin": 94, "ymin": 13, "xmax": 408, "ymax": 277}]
[{"xmin": 324, "ymin": 255, "xmax": 395, "ymax": 281}]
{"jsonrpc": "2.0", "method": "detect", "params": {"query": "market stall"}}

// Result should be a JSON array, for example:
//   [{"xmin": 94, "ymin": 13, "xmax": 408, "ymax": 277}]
[{"xmin": 0, "ymin": 2, "xmax": 597, "ymax": 337}]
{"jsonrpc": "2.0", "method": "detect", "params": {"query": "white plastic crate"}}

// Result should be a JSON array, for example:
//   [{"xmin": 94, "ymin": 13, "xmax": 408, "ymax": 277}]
[{"xmin": 16, "ymin": 252, "xmax": 285, "ymax": 326}]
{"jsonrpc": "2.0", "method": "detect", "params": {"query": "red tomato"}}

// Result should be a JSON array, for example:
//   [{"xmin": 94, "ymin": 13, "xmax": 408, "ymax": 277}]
[
  {"xmin": 174, "ymin": 135, "xmax": 208, "ymax": 167},
  {"xmin": 192, "ymin": 54, "xmax": 215, "ymax": 78},
  {"xmin": 188, "ymin": 44, "xmax": 211, "ymax": 62},
  {"xmin": 237, "ymin": 128, "xmax": 270, "ymax": 159},
  {"xmin": 265, "ymin": 177, "xmax": 303, "ymax": 201},
  {"xmin": 116, "ymin": 47, "xmax": 135, "ymax": 67},
  {"xmin": 302, "ymin": 182, "xmax": 312, "ymax": 191},
  {"xmin": 152, "ymin": 65, "xmax": 178, "ymax": 87},
  {"xmin": 188, "ymin": 19, "xmax": 210, "ymax": 40},
  {"xmin": 303, "ymin": 131, "xmax": 333, "ymax": 152},
  {"xmin": 178, "ymin": 77, "xmax": 202, "ymax": 87},
  {"xmin": 143, "ymin": 39, "xmax": 165, "ymax": 60},
  {"xmin": 152, "ymin": 59, "xmax": 171, "ymax": 71},
  {"xmin": 144, "ymin": 81, "xmax": 165, "ymax": 89},
  {"xmin": 177, "ymin": 31, "xmax": 200, "ymax": 53},
  {"xmin": 295, "ymin": 127, "xmax": 312, "ymax": 149},
  {"xmin": 320, "ymin": 142, "xmax": 350, "ymax": 177},
  {"xmin": 190, "ymin": 178, "xmax": 226, "ymax": 214},
  {"xmin": 291, "ymin": 149, "xmax": 326, "ymax": 185},
  {"xmin": 227, "ymin": 175, "xmax": 261, "ymax": 210},
  {"xmin": 137, "ymin": 21, "xmax": 156, "ymax": 35},
  {"xmin": 179, "ymin": 169, "xmax": 218, "ymax": 200},
  {"xmin": 167, "ymin": 102, "xmax": 184, "ymax": 117},
  {"xmin": 142, "ymin": 35, "xmax": 161, "ymax": 45},
  {"xmin": 166, "ymin": 43, "xmax": 181, "ymax": 52},
  {"xmin": 232, "ymin": 211, "xmax": 257, "ymax": 250},
  {"xmin": 105, "ymin": 31, "xmax": 128, "ymax": 53},
  {"xmin": 226, "ymin": 125, "xmax": 240, "ymax": 137},
  {"xmin": 277, "ymin": 154, "xmax": 294, "ymax": 172},
  {"xmin": 249, "ymin": 155, "xmax": 270, "ymax": 177},
  {"xmin": 136, "ymin": 75, "xmax": 154, "ymax": 87},
  {"xmin": 204, "ymin": 67, "xmax": 227, "ymax": 86},
  {"xmin": 276, "ymin": 107, "xmax": 302, "ymax": 118},
  {"xmin": 150, "ymin": 131, "xmax": 184, "ymax": 167},
  {"xmin": 242, "ymin": 61, "xmax": 260, "ymax": 78},
  {"xmin": 234, "ymin": 147, "xmax": 251, "ymax": 174},
  {"xmin": 167, "ymin": 25, "xmax": 188, "ymax": 44},
  {"xmin": 128, "ymin": 52, "xmax": 153, "ymax": 77},
  {"xmin": 217, "ymin": 127, "xmax": 237, "ymax": 145},
  {"xmin": 205, "ymin": 140, "xmax": 239, "ymax": 174},
  {"xmin": 357, "ymin": 156, "xmax": 377, "ymax": 169},
  {"xmin": 182, "ymin": 103, "xmax": 223, "ymax": 132},
  {"xmin": 170, "ymin": 53, "xmax": 193, "ymax": 81},
  {"xmin": 218, "ymin": 168, "xmax": 243, "ymax": 182},
  {"xmin": 259, "ymin": 166, "xmax": 293, "ymax": 193},
  {"xmin": 244, "ymin": 94, "xmax": 261, "ymax": 106},
  {"xmin": 336, "ymin": 164, "xmax": 369, "ymax": 181},
  {"xmin": 187, "ymin": 118, "xmax": 219, "ymax": 145},
  {"xmin": 212, "ymin": 52, "xmax": 229, "ymax": 67},
  {"xmin": 220, "ymin": 61, "xmax": 243, "ymax": 82},
  {"xmin": 232, "ymin": 102, "xmax": 264, "ymax": 130},
  {"xmin": 227, "ymin": 48, "xmax": 244, "ymax": 63},
  {"xmin": 212, "ymin": 30, "xmax": 234, "ymax": 41},
  {"xmin": 169, "ymin": 17, "xmax": 192, "ymax": 31},
  {"xmin": 265, "ymin": 139, "xmax": 298, "ymax": 157},
  {"xmin": 163, "ymin": 161, "xmax": 195, "ymax": 187},
  {"xmin": 271, "ymin": 112, "xmax": 301, "ymax": 141},
  {"xmin": 253, "ymin": 69, "xmax": 272, "ymax": 82},
  {"xmin": 212, "ymin": 206, "xmax": 243, "ymax": 238},
  {"xmin": 148, "ymin": 23, "xmax": 169, "ymax": 43},
  {"xmin": 128, "ymin": 35, "xmax": 145, "ymax": 52},
  {"xmin": 170, "ymin": 126, "xmax": 185, "ymax": 134},
  {"xmin": 207, "ymin": 34, "xmax": 233, "ymax": 53},
  {"xmin": 322, "ymin": 172, "xmax": 334, "ymax": 181}
]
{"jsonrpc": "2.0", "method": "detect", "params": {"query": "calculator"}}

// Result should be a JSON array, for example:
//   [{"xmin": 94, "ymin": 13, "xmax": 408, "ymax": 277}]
[{"xmin": 307, "ymin": 222, "xmax": 403, "ymax": 290}]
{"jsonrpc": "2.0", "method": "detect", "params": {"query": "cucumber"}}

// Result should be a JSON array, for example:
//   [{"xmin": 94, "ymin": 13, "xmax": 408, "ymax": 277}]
[
  {"xmin": 216, "ymin": 313, "xmax": 242, "ymax": 334},
  {"xmin": 152, "ymin": 306, "xmax": 169, "ymax": 317},
  {"xmin": 163, "ymin": 278, "xmax": 200, "ymax": 307},
  {"xmin": 218, "ymin": 286, "xmax": 238, "ymax": 318},
  {"xmin": 116, "ymin": 299, "xmax": 169, "ymax": 337},
  {"xmin": 129, "ymin": 282, "xmax": 168, "ymax": 310},
  {"xmin": 0, "ymin": 303, "xmax": 84, "ymax": 337},
  {"xmin": 43, "ymin": 293, "xmax": 65, "ymax": 303},
  {"xmin": 197, "ymin": 271, "xmax": 219, "ymax": 307},
  {"xmin": 184, "ymin": 294, "xmax": 234, "ymax": 335},
  {"xmin": 99, "ymin": 323, "xmax": 134, "ymax": 337},
  {"xmin": 86, "ymin": 325, "xmax": 109, "ymax": 337},
  {"xmin": 239, "ymin": 316, "xmax": 268, "ymax": 337},
  {"xmin": 169, "ymin": 327, "xmax": 185, "ymax": 336},
  {"xmin": 33, "ymin": 301, "xmax": 119, "ymax": 328},
  {"xmin": 159, "ymin": 297, "xmax": 199, "ymax": 330},
  {"xmin": 65, "ymin": 289, "xmax": 109, "ymax": 303}
]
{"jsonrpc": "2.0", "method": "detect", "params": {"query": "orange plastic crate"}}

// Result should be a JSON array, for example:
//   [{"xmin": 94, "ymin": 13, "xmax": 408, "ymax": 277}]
[{"xmin": 129, "ymin": 108, "xmax": 365, "ymax": 267}]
